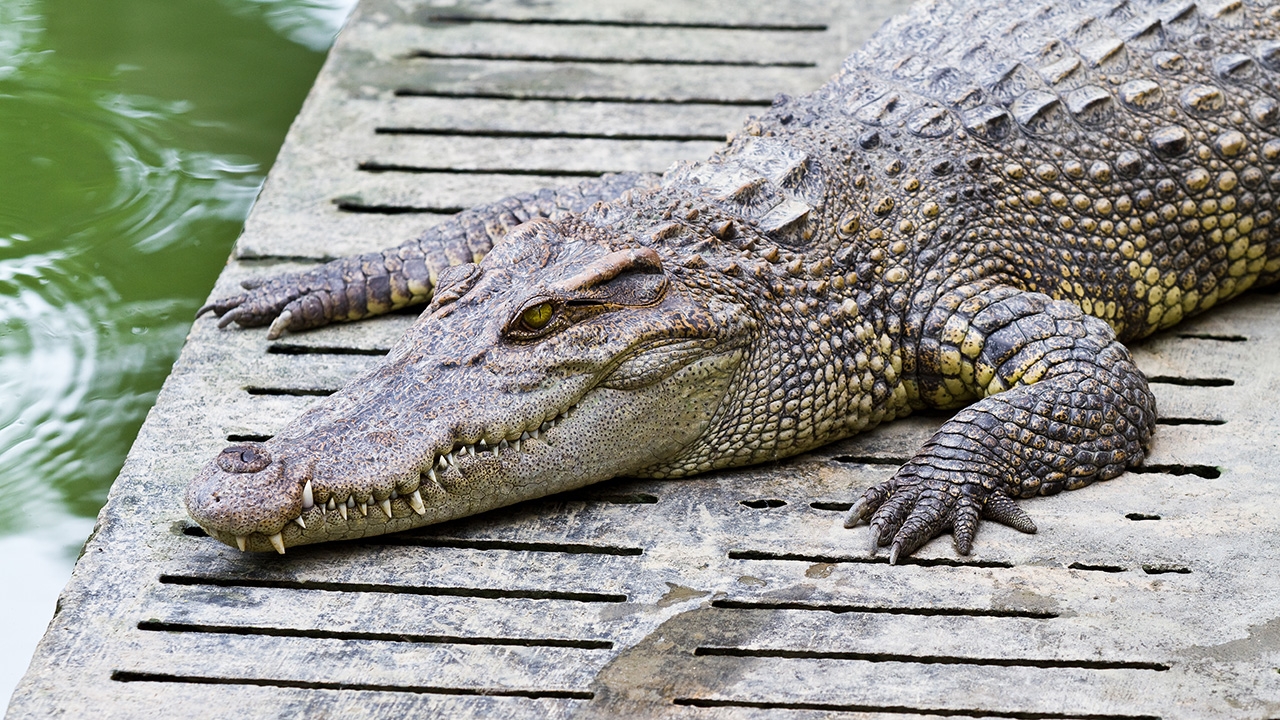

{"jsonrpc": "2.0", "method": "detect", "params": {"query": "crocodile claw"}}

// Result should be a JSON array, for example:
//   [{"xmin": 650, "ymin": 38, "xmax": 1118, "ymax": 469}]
[
  {"xmin": 196, "ymin": 272, "xmax": 333, "ymax": 338},
  {"xmin": 845, "ymin": 477, "xmax": 1036, "ymax": 563}
]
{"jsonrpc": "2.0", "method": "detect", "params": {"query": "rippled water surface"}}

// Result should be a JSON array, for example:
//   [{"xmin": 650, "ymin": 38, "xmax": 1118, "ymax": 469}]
[{"xmin": 0, "ymin": 0, "xmax": 354, "ymax": 707}]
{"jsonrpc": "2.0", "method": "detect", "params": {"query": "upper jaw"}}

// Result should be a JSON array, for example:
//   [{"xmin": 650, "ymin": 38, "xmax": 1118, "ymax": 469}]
[
  {"xmin": 187, "ymin": 395, "xmax": 591, "ymax": 554},
  {"xmin": 298, "ymin": 396, "xmax": 586, "ymax": 519}
]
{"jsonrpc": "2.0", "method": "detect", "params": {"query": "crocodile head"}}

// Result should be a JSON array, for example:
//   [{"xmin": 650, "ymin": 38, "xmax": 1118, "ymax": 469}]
[{"xmin": 186, "ymin": 217, "xmax": 755, "ymax": 552}]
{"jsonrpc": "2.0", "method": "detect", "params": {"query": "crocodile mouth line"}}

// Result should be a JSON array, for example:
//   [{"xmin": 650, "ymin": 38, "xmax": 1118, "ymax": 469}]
[{"xmin": 233, "ymin": 402, "xmax": 584, "ymax": 554}]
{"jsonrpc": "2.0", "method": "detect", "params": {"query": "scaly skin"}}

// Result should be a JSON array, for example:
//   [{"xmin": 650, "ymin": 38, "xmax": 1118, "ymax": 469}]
[{"xmin": 189, "ymin": 0, "xmax": 1280, "ymax": 561}]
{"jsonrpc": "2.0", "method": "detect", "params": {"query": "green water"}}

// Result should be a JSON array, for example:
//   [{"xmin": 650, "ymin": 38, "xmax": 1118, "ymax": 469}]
[{"xmin": 0, "ymin": 0, "xmax": 353, "ymax": 706}]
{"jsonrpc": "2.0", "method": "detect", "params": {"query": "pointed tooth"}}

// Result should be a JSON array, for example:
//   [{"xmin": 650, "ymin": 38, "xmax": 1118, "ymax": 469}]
[
  {"xmin": 302, "ymin": 480, "xmax": 314, "ymax": 509},
  {"xmin": 512, "ymin": 439, "xmax": 522, "ymax": 452},
  {"xmin": 390, "ymin": 491, "xmax": 399, "ymax": 499},
  {"xmin": 520, "ymin": 431, "xmax": 530, "ymax": 441},
  {"xmin": 408, "ymin": 489, "xmax": 426, "ymax": 515},
  {"xmin": 492, "ymin": 444, "xmax": 501, "ymax": 457},
  {"xmin": 338, "ymin": 503, "xmax": 348, "ymax": 520},
  {"xmin": 531, "ymin": 429, "xmax": 541, "ymax": 440},
  {"xmin": 347, "ymin": 497, "xmax": 355, "ymax": 508},
  {"xmin": 540, "ymin": 421, "xmax": 551, "ymax": 432},
  {"xmin": 467, "ymin": 445, "xmax": 476, "ymax": 456},
  {"xmin": 500, "ymin": 439, "xmax": 509, "ymax": 450},
  {"xmin": 428, "ymin": 467, "xmax": 438, "ymax": 484},
  {"xmin": 327, "ymin": 498, "xmax": 336, "ymax": 511},
  {"xmin": 235, "ymin": 535, "xmax": 247, "ymax": 552},
  {"xmin": 268, "ymin": 532, "xmax": 286, "ymax": 555},
  {"xmin": 294, "ymin": 516, "xmax": 306, "ymax": 529},
  {"xmin": 358, "ymin": 501, "xmax": 368, "ymax": 517},
  {"xmin": 380, "ymin": 498, "xmax": 393, "ymax": 518}
]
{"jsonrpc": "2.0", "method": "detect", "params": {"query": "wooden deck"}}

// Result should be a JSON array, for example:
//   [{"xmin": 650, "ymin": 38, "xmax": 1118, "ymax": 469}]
[{"xmin": 9, "ymin": 0, "xmax": 1280, "ymax": 717}]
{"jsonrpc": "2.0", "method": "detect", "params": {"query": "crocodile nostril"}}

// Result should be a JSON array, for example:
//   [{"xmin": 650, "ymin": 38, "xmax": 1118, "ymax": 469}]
[{"xmin": 217, "ymin": 444, "xmax": 272, "ymax": 473}]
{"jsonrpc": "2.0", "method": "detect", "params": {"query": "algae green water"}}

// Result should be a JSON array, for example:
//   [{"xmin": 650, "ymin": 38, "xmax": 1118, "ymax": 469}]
[{"xmin": 0, "ymin": 0, "xmax": 354, "ymax": 707}]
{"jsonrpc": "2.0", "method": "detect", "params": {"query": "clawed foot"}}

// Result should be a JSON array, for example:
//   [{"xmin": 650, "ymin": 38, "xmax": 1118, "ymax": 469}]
[
  {"xmin": 843, "ymin": 476, "xmax": 1037, "ymax": 563},
  {"xmin": 197, "ymin": 273, "xmax": 333, "ymax": 339}
]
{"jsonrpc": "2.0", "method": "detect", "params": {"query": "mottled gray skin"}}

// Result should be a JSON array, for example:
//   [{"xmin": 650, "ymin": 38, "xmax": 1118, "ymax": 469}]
[{"xmin": 190, "ymin": 0, "xmax": 1280, "ymax": 560}]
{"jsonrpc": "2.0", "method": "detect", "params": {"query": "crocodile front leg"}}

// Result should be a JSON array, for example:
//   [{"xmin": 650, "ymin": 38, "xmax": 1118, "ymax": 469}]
[
  {"xmin": 198, "ymin": 172, "xmax": 658, "ymax": 338},
  {"xmin": 846, "ymin": 287, "xmax": 1157, "ymax": 562}
]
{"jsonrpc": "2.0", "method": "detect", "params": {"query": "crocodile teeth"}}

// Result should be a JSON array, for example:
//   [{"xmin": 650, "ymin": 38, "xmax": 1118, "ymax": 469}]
[
  {"xmin": 379, "ymin": 498, "xmax": 393, "ymax": 518},
  {"xmin": 268, "ymin": 532, "xmax": 286, "ymax": 555},
  {"xmin": 540, "ymin": 421, "xmax": 552, "ymax": 432},
  {"xmin": 520, "ymin": 431, "xmax": 531, "ymax": 441},
  {"xmin": 326, "ymin": 498, "xmax": 336, "ymax": 511},
  {"xmin": 408, "ymin": 489, "xmax": 426, "ymax": 515},
  {"xmin": 302, "ymin": 480, "xmax": 314, "ymax": 510},
  {"xmin": 338, "ymin": 503, "xmax": 348, "ymax": 520},
  {"xmin": 511, "ymin": 439, "xmax": 522, "ymax": 453},
  {"xmin": 235, "ymin": 535, "xmax": 247, "ymax": 552},
  {"xmin": 358, "ymin": 501, "xmax": 368, "ymax": 517},
  {"xmin": 492, "ymin": 443, "xmax": 501, "ymax": 457},
  {"xmin": 427, "ymin": 467, "xmax": 439, "ymax": 484},
  {"xmin": 294, "ymin": 516, "xmax": 306, "ymax": 529}
]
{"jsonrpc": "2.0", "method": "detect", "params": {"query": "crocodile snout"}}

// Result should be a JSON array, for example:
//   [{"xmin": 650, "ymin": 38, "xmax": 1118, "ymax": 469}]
[{"xmin": 186, "ymin": 441, "xmax": 307, "ymax": 552}]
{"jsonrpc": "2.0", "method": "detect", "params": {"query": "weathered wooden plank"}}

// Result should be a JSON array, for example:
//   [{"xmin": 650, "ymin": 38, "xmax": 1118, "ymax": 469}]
[
  {"xmin": 320, "ymin": 169, "xmax": 588, "ymax": 211},
  {"xmin": 168, "ymin": 536, "xmax": 645, "ymax": 597},
  {"xmin": 396, "ymin": 0, "xmax": 885, "ymax": 29},
  {"xmin": 236, "ymin": 169, "xmax": 583, "ymax": 259},
  {"xmin": 1132, "ymin": 336, "xmax": 1254, "ymax": 381},
  {"xmin": 375, "ymin": 96, "xmax": 751, "ymax": 138},
  {"xmin": 363, "ymin": 134, "xmax": 721, "ymax": 174},
  {"xmin": 691, "ymin": 607, "xmax": 1177, "ymax": 664},
  {"xmin": 364, "ymin": 59, "xmax": 822, "ymax": 104},
  {"xmin": 235, "ymin": 210, "xmax": 442, "ymax": 260},
  {"xmin": 1147, "ymin": 382, "xmax": 1232, "ymax": 424},
  {"xmin": 28, "ymin": 682, "xmax": 583, "ymax": 720},
  {"xmin": 142, "ymin": 583, "xmax": 618, "ymax": 642},
  {"xmin": 671, "ymin": 657, "xmax": 1172, "ymax": 717},
  {"xmin": 361, "ymin": 22, "xmax": 835, "ymax": 66},
  {"xmin": 114, "ymin": 631, "xmax": 603, "ymax": 692}
]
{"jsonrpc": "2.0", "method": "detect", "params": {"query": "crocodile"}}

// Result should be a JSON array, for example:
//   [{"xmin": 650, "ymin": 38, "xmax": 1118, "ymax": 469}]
[{"xmin": 187, "ymin": 0, "xmax": 1280, "ymax": 561}]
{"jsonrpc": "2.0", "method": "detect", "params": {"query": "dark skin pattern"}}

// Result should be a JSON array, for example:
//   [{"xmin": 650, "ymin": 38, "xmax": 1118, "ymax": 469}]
[{"xmin": 196, "ymin": 0, "xmax": 1280, "ymax": 560}]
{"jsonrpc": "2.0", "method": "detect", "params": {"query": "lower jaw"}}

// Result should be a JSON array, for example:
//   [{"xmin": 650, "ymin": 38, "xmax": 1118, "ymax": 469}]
[{"xmin": 208, "ymin": 505, "xmax": 429, "ymax": 553}]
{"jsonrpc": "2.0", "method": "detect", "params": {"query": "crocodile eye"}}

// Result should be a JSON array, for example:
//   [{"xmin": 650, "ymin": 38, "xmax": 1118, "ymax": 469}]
[{"xmin": 519, "ymin": 301, "xmax": 554, "ymax": 331}]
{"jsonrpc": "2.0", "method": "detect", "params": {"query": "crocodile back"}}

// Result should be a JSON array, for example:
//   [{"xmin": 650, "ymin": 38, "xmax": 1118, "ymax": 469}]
[
  {"xmin": 655, "ymin": 0, "xmax": 1279, "ymax": 344},
  {"xmin": 820, "ymin": 0, "xmax": 1280, "ymax": 340}
]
